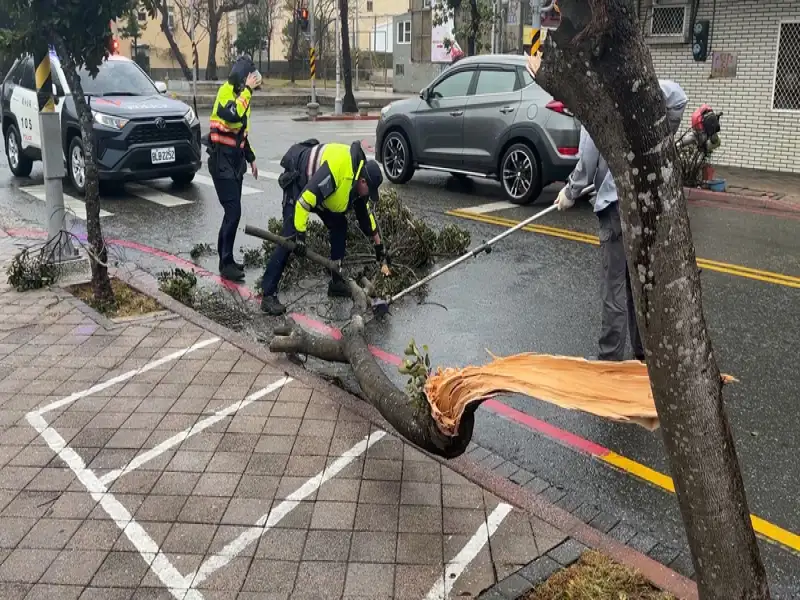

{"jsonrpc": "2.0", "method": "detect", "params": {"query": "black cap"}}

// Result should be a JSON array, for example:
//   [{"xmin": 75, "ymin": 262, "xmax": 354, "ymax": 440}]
[{"xmin": 363, "ymin": 159, "xmax": 383, "ymax": 203}]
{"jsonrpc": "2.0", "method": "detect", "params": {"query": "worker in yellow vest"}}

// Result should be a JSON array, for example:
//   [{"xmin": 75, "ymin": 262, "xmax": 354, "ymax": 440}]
[
  {"xmin": 260, "ymin": 140, "xmax": 388, "ymax": 316},
  {"xmin": 206, "ymin": 55, "xmax": 261, "ymax": 282}
]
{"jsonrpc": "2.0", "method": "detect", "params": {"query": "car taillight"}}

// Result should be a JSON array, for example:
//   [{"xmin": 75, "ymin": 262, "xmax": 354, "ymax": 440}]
[
  {"xmin": 546, "ymin": 100, "xmax": 574, "ymax": 117},
  {"xmin": 557, "ymin": 147, "xmax": 579, "ymax": 156}
]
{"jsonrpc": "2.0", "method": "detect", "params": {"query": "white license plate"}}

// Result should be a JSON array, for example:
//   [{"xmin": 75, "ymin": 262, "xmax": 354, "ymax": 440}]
[{"xmin": 151, "ymin": 147, "xmax": 175, "ymax": 164}]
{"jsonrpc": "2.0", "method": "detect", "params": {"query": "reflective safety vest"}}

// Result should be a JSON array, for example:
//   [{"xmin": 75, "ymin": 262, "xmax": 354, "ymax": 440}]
[
  {"xmin": 293, "ymin": 142, "xmax": 377, "ymax": 236},
  {"xmin": 209, "ymin": 82, "xmax": 252, "ymax": 151}
]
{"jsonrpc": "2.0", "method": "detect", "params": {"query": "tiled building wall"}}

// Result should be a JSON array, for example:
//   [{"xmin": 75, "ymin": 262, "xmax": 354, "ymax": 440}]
[{"xmin": 642, "ymin": 0, "xmax": 800, "ymax": 172}]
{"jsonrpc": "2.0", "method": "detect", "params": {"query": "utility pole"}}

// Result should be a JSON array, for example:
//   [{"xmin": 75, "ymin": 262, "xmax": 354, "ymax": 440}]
[
  {"xmin": 354, "ymin": 1, "xmax": 359, "ymax": 90},
  {"xmin": 529, "ymin": 0, "xmax": 541, "ymax": 56},
  {"xmin": 190, "ymin": 0, "xmax": 198, "ymax": 113},
  {"xmin": 309, "ymin": 0, "xmax": 316, "ymax": 104},
  {"xmin": 491, "ymin": 0, "xmax": 497, "ymax": 53},
  {"xmin": 335, "ymin": 10, "xmax": 342, "ymax": 115},
  {"xmin": 34, "ymin": 47, "xmax": 76, "ymax": 262}
]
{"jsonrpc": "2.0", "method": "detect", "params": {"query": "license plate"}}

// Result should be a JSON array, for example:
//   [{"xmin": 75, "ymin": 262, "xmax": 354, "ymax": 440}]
[{"xmin": 151, "ymin": 147, "xmax": 175, "ymax": 164}]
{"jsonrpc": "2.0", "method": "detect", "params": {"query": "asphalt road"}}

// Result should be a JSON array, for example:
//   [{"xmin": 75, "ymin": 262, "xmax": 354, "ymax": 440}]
[{"xmin": 1, "ymin": 108, "xmax": 798, "ymax": 596}]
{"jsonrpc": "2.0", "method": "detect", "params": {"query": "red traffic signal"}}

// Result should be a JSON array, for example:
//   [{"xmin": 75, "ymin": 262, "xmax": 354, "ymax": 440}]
[{"xmin": 298, "ymin": 6, "xmax": 309, "ymax": 31}]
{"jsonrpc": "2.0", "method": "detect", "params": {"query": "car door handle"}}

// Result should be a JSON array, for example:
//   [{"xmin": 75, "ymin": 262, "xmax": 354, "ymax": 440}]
[
  {"xmin": 500, "ymin": 106, "xmax": 515, "ymax": 114},
  {"xmin": 450, "ymin": 110, "xmax": 463, "ymax": 117}
]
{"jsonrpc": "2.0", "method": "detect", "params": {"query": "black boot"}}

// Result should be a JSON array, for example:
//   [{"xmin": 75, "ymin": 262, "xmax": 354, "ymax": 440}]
[
  {"xmin": 220, "ymin": 263, "xmax": 245, "ymax": 282},
  {"xmin": 328, "ymin": 277, "xmax": 350, "ymax": 298},
  {"xmin": 219, "ymin": 260, "xmax": 244, "ymax": 271},
  {"xmin": 260, "ymin": 295, "xmax": 286, "ymax": 316}
]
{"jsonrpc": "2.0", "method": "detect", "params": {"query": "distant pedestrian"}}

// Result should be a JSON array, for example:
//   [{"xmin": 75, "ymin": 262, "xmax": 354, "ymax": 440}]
[
  {"xmin": 554, "ymin": 80, "xmax": 688, "ymax": 362},
  {"xmin": 206, "ymin": 54, "xmax": 261, "ymax": 282}
]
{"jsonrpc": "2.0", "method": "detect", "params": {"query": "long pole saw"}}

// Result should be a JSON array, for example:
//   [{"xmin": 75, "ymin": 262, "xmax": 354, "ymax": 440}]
[{"xmin": 370, "ymin": 184, "xmax": 595, "ymax": 316}]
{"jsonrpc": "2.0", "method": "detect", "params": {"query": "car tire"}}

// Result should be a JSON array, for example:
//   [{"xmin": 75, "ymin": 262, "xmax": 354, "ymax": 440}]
[
  {"xmin": 5, "ymin": 124, "xmax": 33, "ymax": 178},
  {"xmin": 67, "ymin": 136, "xmax": 87, "ymax": 195},
  {"xmin": 171, "ymin": 172, "xmax": 196, "ymax": 187},
  {"xmin": 500, "ymin": 143, "xmax": 542, "ymax": 205},
  {"xmin": 381, "ymin": 130, "xmax": 414, "ymax": 184}
]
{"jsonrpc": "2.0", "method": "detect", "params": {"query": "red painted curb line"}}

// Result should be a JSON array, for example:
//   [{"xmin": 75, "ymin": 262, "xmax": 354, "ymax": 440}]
[{"xmin": 685, "ymin": 187, "xmax": 800, "ymax": 215}]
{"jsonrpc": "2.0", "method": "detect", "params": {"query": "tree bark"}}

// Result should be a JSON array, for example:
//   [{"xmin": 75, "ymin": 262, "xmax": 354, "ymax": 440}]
[
  {"xmin": 52, "ymin": 36, "xmax": 115, "ymax": 306},
  {"xmin": 534, "ymin": 2, "xmax": 769, "ymax": 598},
  {"xmin": 155, "ymin": 0, "xmax": 192, "ymax": 80},
  {"xmin": 244, "ymin": 225, "xmax": 479, "ymax": 459},
  {"xmin": 339, "ymin": 0, "xmax": 357, "ymax": 113},
  {"xmin": 206, "ymin": 2, "xmax": 220, "ymax": 80}
]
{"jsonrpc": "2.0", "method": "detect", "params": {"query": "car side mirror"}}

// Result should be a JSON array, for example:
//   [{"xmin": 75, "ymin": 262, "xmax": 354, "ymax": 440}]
[
  {"xmin": 155, "ymin": 81, "xmax": 167, "ymax": 94},
  {"xmin": 419, "ymin": 87, "xmax": 429, "ymax": 101},
  {"xmin": 52, "ymin": 83, "xmax": 64, "ymax": 98}
]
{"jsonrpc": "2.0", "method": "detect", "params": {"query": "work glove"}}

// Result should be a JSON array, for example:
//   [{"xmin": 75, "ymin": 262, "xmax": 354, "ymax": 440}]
[
  {"xmin": 374, "ymin": 243, "xmax": 385, "ymax": 263},
  {"xmin": 555, "ymin": 186, "xmax": 575, "ymax": 211},
  {"xmin": 294, "ymin": 232, "xmax": 307, "ymax": 258}
]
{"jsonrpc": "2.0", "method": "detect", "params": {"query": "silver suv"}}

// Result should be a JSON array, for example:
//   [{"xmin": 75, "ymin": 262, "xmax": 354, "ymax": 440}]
[{"xmin": 376, "ymin": 54, "xmax": 581, "ymax": 205}]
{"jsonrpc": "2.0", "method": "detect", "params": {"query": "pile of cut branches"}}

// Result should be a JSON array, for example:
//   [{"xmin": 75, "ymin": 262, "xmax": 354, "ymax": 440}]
[{"xmin": 248, "ymin": 188, "xmax": 471, "ymax": 298}]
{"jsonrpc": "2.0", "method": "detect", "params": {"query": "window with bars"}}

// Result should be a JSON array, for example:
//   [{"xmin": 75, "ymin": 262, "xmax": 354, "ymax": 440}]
[
  {"xmin": 773, "ymin": 21, "xmax": 800, "ymax": 111},
  {"xmin": 397, "ymin": 21, "xmax": 411, "ymax": 44},
  {"xmin": 650, "ymin": 5, "xmax": 687, "ymax": 36},
  {"xmin": 411, "ymin": 10, "xmax": 431, "ymax": 62},
  {"xmin": 366, "ymin": 0, "xmax": 373, "ymax": 11}
]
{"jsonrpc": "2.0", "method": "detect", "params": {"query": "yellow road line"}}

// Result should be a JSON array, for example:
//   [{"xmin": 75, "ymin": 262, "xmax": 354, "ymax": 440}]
[
  {"xmin": 601, "ymin": 452, "xmax": 800, "ymax": 552},
  {"xmin": 447, "ymin": 209, "xmax": 800, "ymax": 289}
]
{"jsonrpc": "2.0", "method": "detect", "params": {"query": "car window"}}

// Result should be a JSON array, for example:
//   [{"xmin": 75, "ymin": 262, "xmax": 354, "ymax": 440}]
[
  {"xmin": 431, "ymin": 70, "xmax": 474, "ymax": 99},
  {"xmin": 518, "ymin": 66, "xmax": 535, "ymax": 88},
  {"xmin": 474, "ymin": 69, "xmax": 518, "ymax": 95},
  {"xmin": 77, "ymin": 59, "xmax": 158, "ymax": 96},
  {"xmin": 19, "ymin": 57, "xmax": 35, "ymax": 90},
  {"xmin": 4, "ymin": 59, "xmax": 23, "ymax": 85}
]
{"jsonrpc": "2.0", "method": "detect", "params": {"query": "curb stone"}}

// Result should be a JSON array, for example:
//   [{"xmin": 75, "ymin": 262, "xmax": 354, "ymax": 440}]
[{"xmin": 105, "ymin": 263, "xmax": 698, "ymax": 600}]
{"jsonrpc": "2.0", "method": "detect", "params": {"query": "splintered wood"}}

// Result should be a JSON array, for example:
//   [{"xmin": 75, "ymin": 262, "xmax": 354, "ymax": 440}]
[{"xmin": 424, "ymin": 353, "xmax": 736, "ymax": 434}]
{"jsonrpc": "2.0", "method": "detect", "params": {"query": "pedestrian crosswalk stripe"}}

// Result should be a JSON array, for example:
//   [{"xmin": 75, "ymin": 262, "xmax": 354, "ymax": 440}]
[
  {"xmin": 193, "ymin": 173, "xmax": 264, "ymax": 195},
  {"xmin": 20, "ymin": 185, "xmax": 114, "ymax": 219},
  {"xmin": 126, "ymin": 183, "xmax": 194, "ymax": 207}
]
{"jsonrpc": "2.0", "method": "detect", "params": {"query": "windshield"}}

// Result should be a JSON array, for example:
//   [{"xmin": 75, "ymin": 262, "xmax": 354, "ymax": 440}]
[{"xmin": 77, "ymin": 59, "xmax": 158, "ymax": 96}]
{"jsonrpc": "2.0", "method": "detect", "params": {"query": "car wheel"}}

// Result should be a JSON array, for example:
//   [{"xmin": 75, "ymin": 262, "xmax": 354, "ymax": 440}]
[
  {"xmin": 381, "ymin": 130, "xmax": 414, "ymax": 184},
  {"xmin": 171, "ymin": 172, "xmax": 196, "ymax": 187},
  {"xmin": 68, "ymin": 136, "xmax": 87, "ymax": 195},
  {"xmin": 500, "ymin": 143, "xmax": 542, "ymax": 205},
  {"xmin": 5, "ymin": 124, "xmax": 33, "ymax": 178}
]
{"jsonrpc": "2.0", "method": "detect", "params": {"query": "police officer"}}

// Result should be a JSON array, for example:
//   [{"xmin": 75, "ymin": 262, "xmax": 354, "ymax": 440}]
[
  {"xmin": 207, "ymin": 55, "xmax": 261, "ymax": 282},
  {"xmin": 554, "ymin": 79, "xmax": 688, "ymax": 362},
  {"xmin": 260, "ymin": 140, "xmax": 387, "ymax": 316}
]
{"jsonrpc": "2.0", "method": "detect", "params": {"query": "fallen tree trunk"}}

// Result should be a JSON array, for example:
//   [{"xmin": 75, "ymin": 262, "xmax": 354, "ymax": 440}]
[{"xmin": 245, "ymin": 225, "xmax": 480, "ymax": 458}]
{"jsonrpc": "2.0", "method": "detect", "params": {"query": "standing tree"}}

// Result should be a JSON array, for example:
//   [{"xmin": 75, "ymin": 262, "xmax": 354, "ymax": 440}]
[
  {"xmin": 235, "ymin": 11, "xmax": 265, "ymax": 58},
  {"xmin": 533, "ymin": 1, "xmax": 770, "ymax": 598},
  {"xmin": 118, "ymin": 6, "xmax": 147, "ymax": 62},
  {"xmin": 204, "ymin": 0, "xmax": 258, "ymax": 80},
  {"xmin": 173, "ymin": 0, "xmax": 209, "ymax": 80},
  {"xmin": 0, "ymin": 0, "xmax": 139, "ymax": 305},
  {"xmin": 339, "ymin": 0, "xmax": 356, "ymax": 112},
  {"xmin": 432, "ymin": 0, "xmax": 496, "ymax": 56}
]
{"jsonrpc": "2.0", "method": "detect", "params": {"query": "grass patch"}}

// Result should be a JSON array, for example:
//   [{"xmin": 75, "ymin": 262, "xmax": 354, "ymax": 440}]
[
  {"xmin": 69, "ymin": 278, "xmax": 162, "ymax": 318},
  {"xmin": 523, "ymin": 551, "xmax": 676, "ymax": 600}
]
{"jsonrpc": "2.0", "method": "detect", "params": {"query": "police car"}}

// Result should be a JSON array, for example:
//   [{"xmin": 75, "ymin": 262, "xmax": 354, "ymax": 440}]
[{"xmin": 1, "ymin": 48, "xmax": 201, "ymax": 194}]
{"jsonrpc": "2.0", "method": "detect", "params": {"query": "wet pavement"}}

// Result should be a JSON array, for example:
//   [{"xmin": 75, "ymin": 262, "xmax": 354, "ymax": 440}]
[{"xmin": 1, "ymin": 109, "xmax": 798, "ymax": 596}]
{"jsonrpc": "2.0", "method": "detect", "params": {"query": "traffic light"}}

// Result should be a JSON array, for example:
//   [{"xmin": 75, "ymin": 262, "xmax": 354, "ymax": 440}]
[
  {"xmin": 103, "ymin": 34, "xmax": 120, "ymax": 55},
  {"xmin": 298, "ymin": 7, "xmax": 309, "ymax": 32},
  {"xmin": 692, "ymin": 19, "xmax": 710, "ymax": 62}
]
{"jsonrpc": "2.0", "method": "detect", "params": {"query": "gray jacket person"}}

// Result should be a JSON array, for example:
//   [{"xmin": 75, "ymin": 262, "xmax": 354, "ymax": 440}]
[{"xmin": 554, "ymin": 80, "xmax": 688, "ymax": 362}]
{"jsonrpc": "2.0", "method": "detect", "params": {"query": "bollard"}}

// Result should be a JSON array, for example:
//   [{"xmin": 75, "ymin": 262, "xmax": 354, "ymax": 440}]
[
  {"xmin": 307, "ymin": 102, "xmax": 320, "ymax": 120},
  {"xmin": 357, "ymin": 101, "xmax": 369, "ymax": 117}
]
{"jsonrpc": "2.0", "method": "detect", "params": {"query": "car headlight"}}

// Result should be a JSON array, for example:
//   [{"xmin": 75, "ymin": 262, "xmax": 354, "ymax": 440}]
[
  {"xmin": 184, "ymin": 107, "xmax": 197, "ymax": 125},
  {"xmin": 380, "ymin": 103, "xmax": 392, "ymax": 117},
  {"xmin": 93, "ymin": 111, "xmax": 129, "ymax": 130}
]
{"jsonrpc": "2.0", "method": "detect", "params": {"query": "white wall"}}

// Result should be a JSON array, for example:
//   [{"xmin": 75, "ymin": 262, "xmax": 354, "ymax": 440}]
[{"xmin": 646, "ymin": 0, "xmax": 800, "ymax": 172}]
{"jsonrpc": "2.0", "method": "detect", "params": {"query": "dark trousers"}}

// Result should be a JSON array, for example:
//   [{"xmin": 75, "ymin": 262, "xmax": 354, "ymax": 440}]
[
  {"xmin": 212, "ymin": 176, "xmax": 243, "ymax": 267},
  {"xmin": 261, "ymin": 200, "xmax": 348, "ymax": 297},
  {"xmin": 597, "ymin": 203, "xmax": 644, "ymax": 361}
]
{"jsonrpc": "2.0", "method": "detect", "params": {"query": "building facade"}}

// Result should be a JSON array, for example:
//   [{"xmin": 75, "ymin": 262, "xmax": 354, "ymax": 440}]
[{"xmin": 639, "ymin": 0, "xmax": 798, "ymax": 172}]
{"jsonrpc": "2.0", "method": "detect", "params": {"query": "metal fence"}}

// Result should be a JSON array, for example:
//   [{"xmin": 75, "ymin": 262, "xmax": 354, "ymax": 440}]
[{"xmin": 773, "ymin": 20, "xmax": 800, "ymax": 111}]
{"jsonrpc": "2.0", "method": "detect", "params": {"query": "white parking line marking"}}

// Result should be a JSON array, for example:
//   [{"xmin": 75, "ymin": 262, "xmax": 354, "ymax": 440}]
[
  {"xmin": 27, "ymin": 412, "xmax": 200, "ymax": 600},
  {"xmin": 20, "ymin": 185, "xmax": 114, "ymax": 219},
  {"xmin": 100, "ymin": 377, "xmax": 291, "ymax": 484},
  {"xmin": 34, "ymin": 337, "xmax": 220, "ymax": 416},
  {"xmin": 424, "ymin": 502, "xmax": 513, "ymax": 600},
  {"xmin": 188, "ymin": 430, "xmax": 387, "ymax": 587},
  {"xmin": 127, "ymin": 183, "xmax": 194, "ymax": 207},
  {"xmin": 192, "ymin": 173, "xmax": 266, "ymax": 195},
  {"xmin": 459, "ymin": 201, "xmax": 519, "ymax": 215}
]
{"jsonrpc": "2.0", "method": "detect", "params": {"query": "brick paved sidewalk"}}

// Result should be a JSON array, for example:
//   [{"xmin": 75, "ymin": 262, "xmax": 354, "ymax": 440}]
[{"xmin": 0, "ymin": 238, "xmax": 694, "ymax": 599}]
